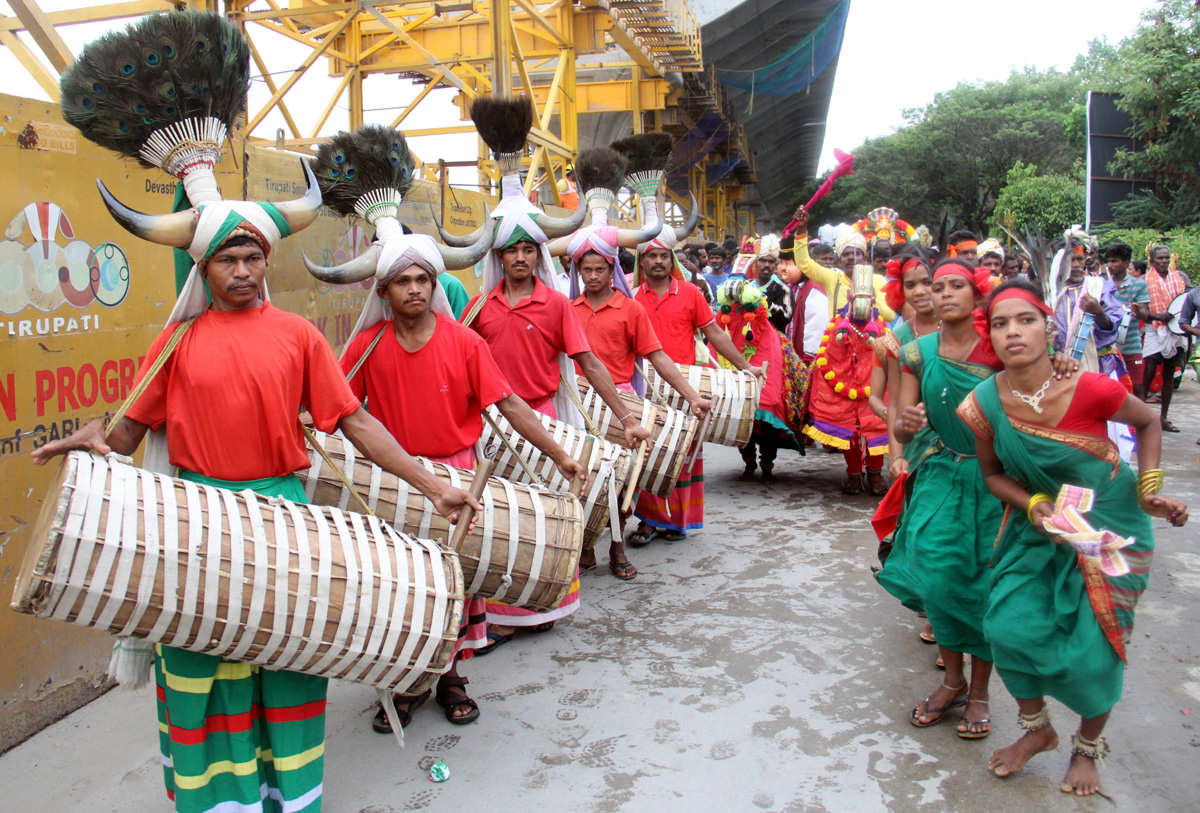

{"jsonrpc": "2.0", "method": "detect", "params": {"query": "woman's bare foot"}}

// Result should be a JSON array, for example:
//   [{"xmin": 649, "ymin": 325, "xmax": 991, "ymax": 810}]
[
  {"xmin": 1061, "ymin": 751, "xmax": 1103, "ymax": 796},
  {"xmin": 988, "ymin": 725, "xmax": 1059, "ymax": 777}
]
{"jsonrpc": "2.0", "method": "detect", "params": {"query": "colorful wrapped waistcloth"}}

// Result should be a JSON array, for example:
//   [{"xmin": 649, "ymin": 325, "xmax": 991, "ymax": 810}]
[{"xmin": 156, "ymin": 471, "xmax": 325, "ymax": 813}]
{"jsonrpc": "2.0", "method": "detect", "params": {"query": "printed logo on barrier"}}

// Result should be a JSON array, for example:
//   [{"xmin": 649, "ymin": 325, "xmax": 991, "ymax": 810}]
[
  {"xmin": 0, "ymin": 201, "xmax": 130, "ymax": 316},
  {"xmin": 313, "ymin": 223, "xmax": 373, "ymax": 293}
]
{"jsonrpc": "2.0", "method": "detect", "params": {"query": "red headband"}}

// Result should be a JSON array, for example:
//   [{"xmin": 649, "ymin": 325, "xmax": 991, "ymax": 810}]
[
  {"xmin": 934, "ymin": 263, "xmax": 993, "ymax": 297},
  {"xmin": 945, "ymin": 240, "xmax": 978, "ymax": 258},
  {"xmin": 882, "ymin": 257, "xmax": 923, "ymax": 312},
  {"xmin": 986, "ymin": 287, "xmax": 1053, "ymax": 318}
]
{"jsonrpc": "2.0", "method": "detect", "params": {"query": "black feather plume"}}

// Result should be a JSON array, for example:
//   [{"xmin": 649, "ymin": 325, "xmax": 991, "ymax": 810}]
[
  {"xmin": 59, "ymin": 11, "xmax": 249, "ymax": 167},
  {"xmin": 313, "ymin": 125, "xmax": 415, "ymax": 219},
  {"xmin": 609, "ymin": 132, "xmax": 674, "ymax": 175},
  {"xmin": 575, "ymin": 147, "xmax": 627, "ymax": 194},
  {"xmin": 469, "ymin": 95, "xmax": 533, "ymax": 156}
]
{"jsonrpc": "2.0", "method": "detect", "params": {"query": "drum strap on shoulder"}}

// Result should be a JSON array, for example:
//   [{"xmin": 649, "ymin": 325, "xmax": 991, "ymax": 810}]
[
  {"xmin": 344, "ymin": 323, "xmax": 389, "ymax": 384},
  {"xmin": 105, "ymin": 316, "xmax": 197, "ymax": 439}
]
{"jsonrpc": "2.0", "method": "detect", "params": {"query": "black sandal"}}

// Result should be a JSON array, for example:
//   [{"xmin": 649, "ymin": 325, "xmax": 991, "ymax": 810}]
[
  {"xmin": 372, "ymin": 688, "xmax": 431, "ymax": 733},
  {"xmin": 436, "ymin": 676, "xmax": 480, "ymax": 725},
  {"xmin": 627, "ymin": 523, "xmax": 658, "ymax": 546}
]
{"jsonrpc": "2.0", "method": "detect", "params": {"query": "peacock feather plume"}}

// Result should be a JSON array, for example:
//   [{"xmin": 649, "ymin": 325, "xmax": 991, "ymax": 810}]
[
  {"xmin": 60, "ymin": 11, "xmax": 249, "ymax": 173},
  {"xmin": 469, "ymin": 95, "xmax": 533, "ymax": 174},
  {"xmin": 609, "ymin": 132, "xmax": 673, "ymax": 197},
  {"xmin": 313, "ymin": 125, "xmax": 414, "ymax": 224}
]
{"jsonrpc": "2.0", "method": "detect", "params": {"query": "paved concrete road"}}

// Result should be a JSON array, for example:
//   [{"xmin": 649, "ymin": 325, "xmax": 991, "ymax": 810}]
[{"xmin": 3, "ymin": 397, "xmax": 1198, "ymax": 813}]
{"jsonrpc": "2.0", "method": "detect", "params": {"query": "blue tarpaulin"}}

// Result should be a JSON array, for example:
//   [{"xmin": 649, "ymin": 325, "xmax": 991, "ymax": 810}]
[{"xmin": 714, "ymin": 0, "xmax": 849, "ymax": 98}]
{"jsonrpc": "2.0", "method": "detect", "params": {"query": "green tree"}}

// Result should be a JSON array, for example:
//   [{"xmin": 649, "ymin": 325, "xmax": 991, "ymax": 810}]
[
  {"xmin": 1098, "ymin": 0, "xmax": 1200, "ymax": 229},
  {"xmin": 791, "ymin": 67, "xmax": 1089, "ymax": 236},
  {"xmin": 990, "ymin": 162, "xmax": 1085, "ymax": 237}
]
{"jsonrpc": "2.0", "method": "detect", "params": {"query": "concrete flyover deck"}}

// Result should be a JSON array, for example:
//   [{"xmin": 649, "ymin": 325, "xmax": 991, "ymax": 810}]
[{"xmin": 2, "ymin": 395, "xmax": 1198, "ymax": 812}]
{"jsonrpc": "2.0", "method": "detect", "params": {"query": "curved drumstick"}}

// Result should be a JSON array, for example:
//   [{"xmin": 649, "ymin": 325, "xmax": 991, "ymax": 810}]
[{"xmin": 447, "ymin": 458, "xmax": 495, "ymax": 551}]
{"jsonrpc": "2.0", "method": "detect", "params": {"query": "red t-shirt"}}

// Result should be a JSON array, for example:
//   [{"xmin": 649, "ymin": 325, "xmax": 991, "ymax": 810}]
[
  {"xmin": 571, "ymin": 291, "xmax": 662, "ymax": 384},
  {"xmin": 634, "ymin": 278, "xmax": 714, "ymax": 365},
  {"xmin": 340, "ymin": 316, "xmax": 512, "ymax": 457},
  {"xmin": 464, "ymin": 277, "xmax": 591, "ymax": 409},
  {"xmin": 126, "ymin": 303, "xmax": 360, "ymax": 480},
  {"xmin": 1056, "ymin": 372, "xmax": 1128, "ymax": 437}
]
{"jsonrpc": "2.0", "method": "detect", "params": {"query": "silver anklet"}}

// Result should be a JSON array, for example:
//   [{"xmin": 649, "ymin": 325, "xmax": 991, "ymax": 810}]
[
  {"xmin": 1071, "ymin": 730, "xmax": 1110, "ymax": 765},
  {"xmin": 1017, "ymin": 705, "xmax": 1051, "ymax": 731}
]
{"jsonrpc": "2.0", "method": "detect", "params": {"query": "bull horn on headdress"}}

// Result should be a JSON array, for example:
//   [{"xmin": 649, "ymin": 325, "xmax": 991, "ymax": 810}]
[
  {"xmin": 674, "ymin": 193, "xmax": 700, "ymax": 241},
  {"xmin": 96, "ymin": 180, "xmax": 198, "ymax": 248},
  {"xmin": 273, "ymin": 159, "xmax": 324, "ymax": 235},
  {"xmin": 534, "ymin": 203, "xmax": 587, "ymax": 239},
  {"xmin": 302, "ymin": 245, "xmax": 380, "ymax": 285},
  {"xmin": 429, "ymin": 200, "xmax": 491, "ymax": 248},
  {"xmin": 435, "ymin": 204, "xmax": 494, "ymax": 269},
  {"xmin": 616, "ymin": 220, "xmax": 663, "ymax": 248}
]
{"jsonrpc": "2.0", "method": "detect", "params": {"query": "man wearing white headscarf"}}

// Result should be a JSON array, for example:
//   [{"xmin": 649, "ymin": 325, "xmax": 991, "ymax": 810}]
[
  {"xmin": 463, "ymin": 216, "xmax": 650, "ymax": 641},
  {"xmin": 749, "ymin": 234, "xmax": 794, "ymax": 332},
  {"xmin": 568, "ymin": 225, "xmax": 712, "ymax": 577},
  {"xmin": 339, "ymin": 240, "xmax": 586, "ymax": 731}
]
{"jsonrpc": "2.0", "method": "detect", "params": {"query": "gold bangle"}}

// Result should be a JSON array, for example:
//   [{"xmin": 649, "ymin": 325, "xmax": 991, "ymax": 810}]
[
  {"xmin": 1027, "ymin": 493, "xmax": 1053, "ymax": 526},
  {"xmin": 1137, "ymin": 468, "xmax": 1164, "ymax": 501}
]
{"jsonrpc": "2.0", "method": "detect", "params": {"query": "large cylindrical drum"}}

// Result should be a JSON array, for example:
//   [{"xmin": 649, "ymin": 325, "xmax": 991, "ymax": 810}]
[
  {"xmin": 645, "ymin": 364, "xmax": 760, "ymax": 447},
  {"xmin": 298, "ymin": 431, "xmax": 584, "ymax": 612},
  {"xmin": 574, "ymin": 375, "xmax": 698, "ymax": 497},
  {"xmin": 12, "ymin": 451, "xmax": 463, "ymax": 695},
  {"xmin": 479, "ymin": 406, "xmax": 631, "ymax": 550}
]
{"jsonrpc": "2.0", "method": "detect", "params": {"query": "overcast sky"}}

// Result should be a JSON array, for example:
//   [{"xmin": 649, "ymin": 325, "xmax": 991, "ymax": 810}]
[
  {"xmin": 818, "ymin": 0, "xmax": 1158, "ymax": 171},
  {"xmin": 1, "ymin": 0, "xmax": 1166, "ymax": 181}
]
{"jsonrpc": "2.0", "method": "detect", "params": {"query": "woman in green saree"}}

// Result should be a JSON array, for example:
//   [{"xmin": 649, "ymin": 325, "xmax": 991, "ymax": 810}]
[
  {"xmin": 877, "ymin": 259, "xmax": 1004, "ymax": 739},
  {"xmin": 869, "ymin": 252, "xmax": 939, "ymax": 644},
  {"xmin": 959, "ymin": 278, "xmax": 1188, "ymax": 796}
]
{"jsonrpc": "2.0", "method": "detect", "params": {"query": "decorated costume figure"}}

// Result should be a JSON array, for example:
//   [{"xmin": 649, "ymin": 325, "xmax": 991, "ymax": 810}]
[
  {"xmin": 716, "ymin": 275, "xmax": 796, "ymax": 483},
  {"xmin": 457, "ymin": 96, "xmax": 650, "ymax": 639},
  {"xmin": 41, "ymin": 14, "xmax": 478, "ymax": 812},
  {"xmin": 789, "ymin": 208, "xmax": 894, "ymax": 495}
]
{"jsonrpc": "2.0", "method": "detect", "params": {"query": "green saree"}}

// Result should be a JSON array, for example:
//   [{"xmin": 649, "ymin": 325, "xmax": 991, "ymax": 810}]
[
  {"xmin": 959, "ymin": 378, "xmax": 1154, "ymax": 719},
  {"xmin": 872, "ymin": 323, "xmax": 936, "ymax": 605},
  {"xmin": 876, "ymin": 333, "xmax": 1002, "ymax": 660}
]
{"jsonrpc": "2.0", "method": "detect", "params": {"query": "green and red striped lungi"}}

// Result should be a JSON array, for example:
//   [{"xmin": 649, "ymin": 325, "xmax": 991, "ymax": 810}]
[{"xmin": 155, "ymin": 471, "xmax": 326, "ymax": 813}]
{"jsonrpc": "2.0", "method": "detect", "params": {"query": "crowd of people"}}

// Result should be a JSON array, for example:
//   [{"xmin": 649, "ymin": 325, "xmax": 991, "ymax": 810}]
[{"xmin": 26, "ymin": 13, "xmax": 1196, "ymax": 809}]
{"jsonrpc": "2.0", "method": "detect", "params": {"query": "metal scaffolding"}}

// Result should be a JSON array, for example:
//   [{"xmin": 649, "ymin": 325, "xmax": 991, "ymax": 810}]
[{"xmin": 1, "ymin": 0, "xmax": 758, "ymax": 237}]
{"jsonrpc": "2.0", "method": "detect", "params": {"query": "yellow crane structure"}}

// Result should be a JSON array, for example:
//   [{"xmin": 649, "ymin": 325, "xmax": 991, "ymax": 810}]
[{"xmin": 1, "ymin": 0, "xmax": 757, "ymax": 235}]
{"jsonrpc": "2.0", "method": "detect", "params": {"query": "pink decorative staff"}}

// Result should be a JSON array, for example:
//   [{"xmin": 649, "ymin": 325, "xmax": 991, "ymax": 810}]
[{"xmin": 782, "ymin": 148, "xmax": 855, "ymax": 237}]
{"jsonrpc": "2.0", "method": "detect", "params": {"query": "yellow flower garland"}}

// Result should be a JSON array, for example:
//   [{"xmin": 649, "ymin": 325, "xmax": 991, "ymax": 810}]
[{"xmin": 813, "ymin": 321, "xmax": 875, "ymax": 401}]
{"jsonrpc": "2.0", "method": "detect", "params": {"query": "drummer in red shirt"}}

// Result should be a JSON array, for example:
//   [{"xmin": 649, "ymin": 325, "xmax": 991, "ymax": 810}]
[
  {"xmin": 463, "ymin": 226, "xmax": 650, "ymax": 644},
  {"xmin": 630, "ymin": 234, "xmax": 764, "ymax": 544},
  {"xmin": 339, "ymin": 242, "xmax": 585, "ymax": 733},
  {"xmin": 565, "ymin": 227, "xmax": 712, "ymax": 578}
]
